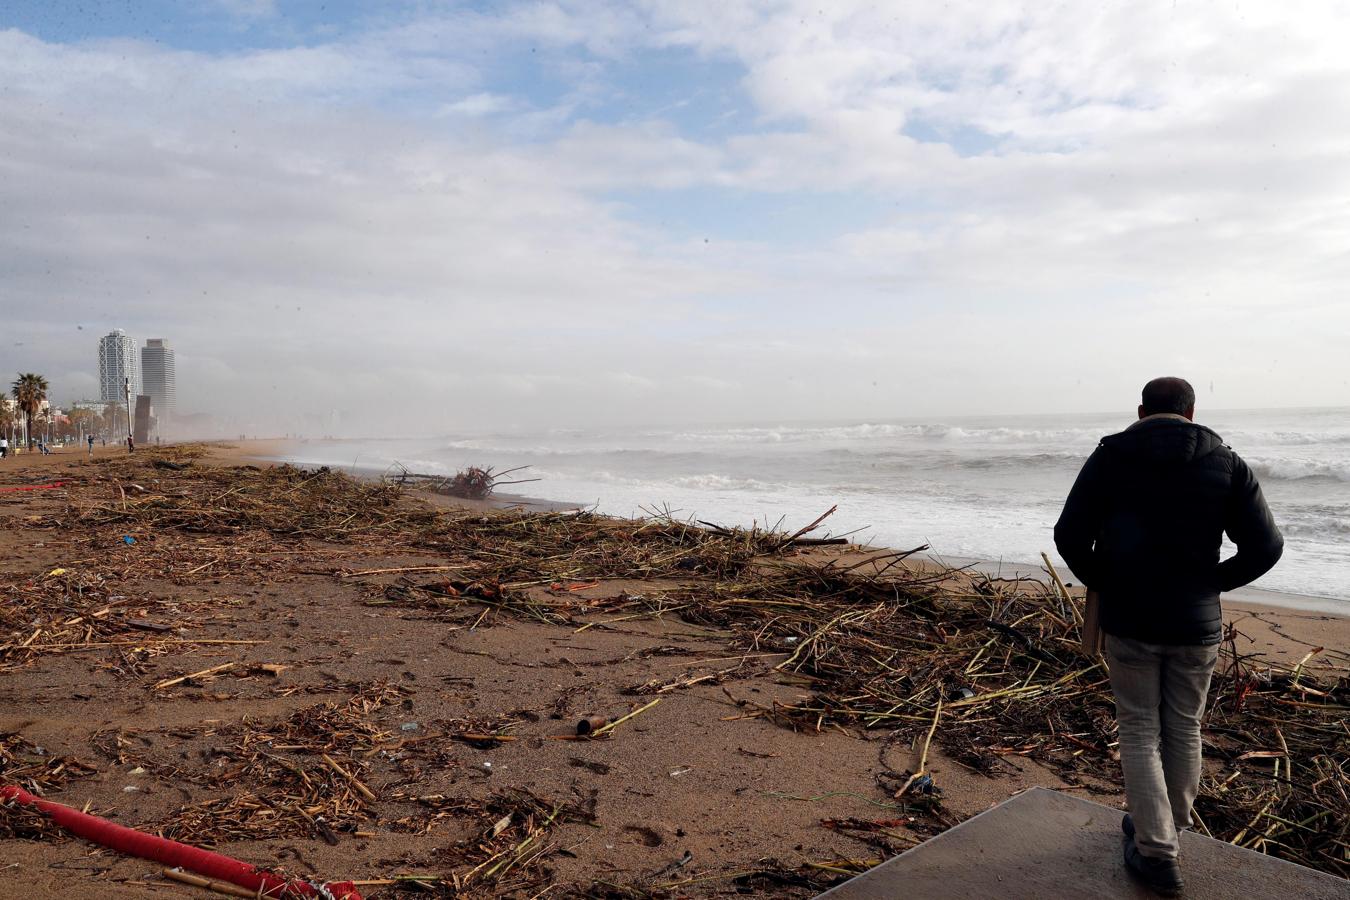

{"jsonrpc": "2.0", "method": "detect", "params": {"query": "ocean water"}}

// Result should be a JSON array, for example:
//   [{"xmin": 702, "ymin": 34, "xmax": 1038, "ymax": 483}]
[{"xmin": 282, "ymin": 407, "xmax": 1350, "ymax": 606}]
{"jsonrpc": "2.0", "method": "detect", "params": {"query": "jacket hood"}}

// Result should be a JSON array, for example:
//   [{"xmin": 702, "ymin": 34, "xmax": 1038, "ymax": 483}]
[{"xmin": 1100, "ymin": 415, "xmax": 1226, "ymax": 465}]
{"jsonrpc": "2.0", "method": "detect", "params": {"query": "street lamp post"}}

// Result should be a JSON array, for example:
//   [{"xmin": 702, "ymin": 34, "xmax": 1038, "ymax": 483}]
[{"xmin": 124, "ymin": 377, "xmax": 134, "ymax": 452}]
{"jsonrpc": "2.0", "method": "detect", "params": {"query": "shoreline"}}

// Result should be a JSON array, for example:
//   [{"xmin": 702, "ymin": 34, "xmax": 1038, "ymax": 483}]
[
  {"xmin": 234, "ymin": 440, "xmax": 1348, "ymax": 669},
  {"xmin": 251, "ymin": 439, "xmax": 1348, "ymax": 618}
]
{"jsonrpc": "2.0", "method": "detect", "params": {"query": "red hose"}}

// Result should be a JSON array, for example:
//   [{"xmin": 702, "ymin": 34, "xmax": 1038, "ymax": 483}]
[
  {"xmin": 0, "ymin": 481, "xmax": 67, "ymax": 493},
  {"xmin": 1, "ymin": 784, "xmax": 361, "ymax": 899}
]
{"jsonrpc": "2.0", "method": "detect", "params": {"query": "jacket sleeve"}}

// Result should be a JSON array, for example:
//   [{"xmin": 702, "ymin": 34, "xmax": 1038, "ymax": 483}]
[
  {"xmin": 1054, "ymin": 446, "xmax": 1109, "ymax": 588},
  {"xmin": 1216, "ymin": 453, "xmax": 1284, "ymax": 592}
]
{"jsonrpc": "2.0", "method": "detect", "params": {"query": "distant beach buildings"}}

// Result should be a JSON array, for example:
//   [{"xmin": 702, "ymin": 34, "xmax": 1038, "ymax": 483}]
[
  {"xmin": 83, "ymin": 330, "xmax": 180, "ymax": 439},
  {"xmin": 141, "ymin": 338, "xmax": 176, "ymax": 420},
  {"xmin": 98, "ymin": 329, "xmax": 140, "ymax": 401}
]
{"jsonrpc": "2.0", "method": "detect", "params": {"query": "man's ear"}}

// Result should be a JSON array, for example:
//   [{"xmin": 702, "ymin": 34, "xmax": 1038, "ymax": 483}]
[
  {"xmin": 1138, "ymin": 404, "xmax": 1147, "ymax": 420},
  {"xmin": 1183, "ymin": 405, "xmax": 1195, "ymax": 421}
]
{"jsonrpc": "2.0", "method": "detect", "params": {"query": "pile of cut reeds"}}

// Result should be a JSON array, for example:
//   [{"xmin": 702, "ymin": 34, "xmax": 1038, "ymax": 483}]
[{"xmin": 383, "ymin": 552, "xmax": 1349, "ymax": 879}]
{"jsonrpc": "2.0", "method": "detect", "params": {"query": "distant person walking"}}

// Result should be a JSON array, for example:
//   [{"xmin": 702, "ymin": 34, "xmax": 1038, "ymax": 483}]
[
  {"xmin": 1055, "ymin": 377, "xmax": 1283, "ymax": 896},
  {"xmin": 0, "ymin": 436, "xmax": 7, "ymax": 459},
  {"xmin": 87, "ymin": 434, "xmax": 96, "ymax": 457}
]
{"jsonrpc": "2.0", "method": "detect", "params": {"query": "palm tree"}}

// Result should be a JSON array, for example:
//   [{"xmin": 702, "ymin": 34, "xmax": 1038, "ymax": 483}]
[{"xmin": 12, "ymin": 373, "xmax": 49, "ymax": 451}]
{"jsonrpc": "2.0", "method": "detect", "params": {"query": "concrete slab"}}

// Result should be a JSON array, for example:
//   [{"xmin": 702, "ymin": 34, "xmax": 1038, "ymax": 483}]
[{"xmin": 818, "ymin": 788, "xmax": 1346, "ymax": 900}]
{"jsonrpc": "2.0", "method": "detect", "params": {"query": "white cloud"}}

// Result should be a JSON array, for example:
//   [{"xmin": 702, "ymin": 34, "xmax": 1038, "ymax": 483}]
[
  {"xmin": 438, "ymin": 92, "xmax": 518, "ymax": 117},
  {"xmin": 208, "ymin": 0, "xmax": 278, "ymax": 20},
  {"xmin": 2, "ymin": 2, "xmax": 1349, "ymax": 433}
]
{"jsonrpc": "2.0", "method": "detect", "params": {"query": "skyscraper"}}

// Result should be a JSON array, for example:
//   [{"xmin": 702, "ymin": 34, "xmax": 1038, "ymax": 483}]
[
  {"xmin": 98, "ymin": 329, "xmax": 140, "ymax": 402},
  {"xmin": 141, "ymin": 338, "xmax": 177, "ymax": 419}
]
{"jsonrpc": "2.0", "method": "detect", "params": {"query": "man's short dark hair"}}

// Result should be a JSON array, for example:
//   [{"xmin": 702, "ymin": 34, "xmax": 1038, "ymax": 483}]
[{"xmin": 1141, "ymin": 377, "xmax": 1196, "ymax": 416}]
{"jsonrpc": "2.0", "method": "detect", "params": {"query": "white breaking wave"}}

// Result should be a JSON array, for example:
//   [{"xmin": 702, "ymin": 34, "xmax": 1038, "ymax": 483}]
[
  {"xmin": 1279, "ymin": 516, "xmax": 1350, "ymax": 538},
  {"xmin": 532, "ymin": 468, "xmax": 785, "ymax": 494},
  {"xmin": 667, "ymin": 422, "xmax": 1107, "ymax": 445},
  {"xmin": 1249, "ymin": 457, "xmax": 1350, "ymax": 483},
  {"xmin": 1222, "ymin": 429, "xmax": 1350, "ymax": 446}
]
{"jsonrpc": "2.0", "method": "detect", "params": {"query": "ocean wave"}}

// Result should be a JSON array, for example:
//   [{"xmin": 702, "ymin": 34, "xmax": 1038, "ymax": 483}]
[
  {"xmin": 668, "ymin": 423, "xmax": 942, "ymax": 443},
  {"xmin": 949, "ymin": 451, "xmax": 1088, "ymax": 469},
  {"xmin": 534, "ymin": 469, "xmax": 784, "ymax": 494},
  {"xmin": 1249, "ymin": 457, "xmax": 1350, "ymax": 482},
  {"xmin": 1223, "ymin": 429, "xmax": 1350, "ymax": 446},
  {"xmin": 448, "ymin": 421, "xmax": 1350, "ymax": 456},
  {"xmin": 1278, "ymin": 516, "xmax": 1350, "ymax": 538},
  {"xmin": 440, "ymin": 442, "xmax": 689, "ymax": 459},
  {"xmin": 669, "ymin": 473, "xmax": 781, "ymax": 492},
  {"xmin": 827, "ymin": 447, "xmax": 1088, "ymax": 470},
  {"xmin": 667, "ymin": 422, "xmax": 1107, "ymax": 445}
]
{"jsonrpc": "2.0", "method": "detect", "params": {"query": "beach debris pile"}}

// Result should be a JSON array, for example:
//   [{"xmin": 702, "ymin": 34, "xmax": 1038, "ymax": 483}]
[
  {"xmin": 1198, "ymin": 636, "xmax": 1349, "ymax": 871},
  {"xmin": 0, "ymin": 735, "xmax": 99, "ymax": 841},
  {"xmin": 2, "ymin": 447, "xmax": 1346, "ymax": 893},
  {"xmin": 356, "ymin": 504, "xmax": 1348, "ymax": 880},
  {"xmin": 0, "ymin": 559, "xmax": 269, "ymax": 675},
  {"xmin": 386, "ymin": 464, "xmax": 540, "ymax": 501},
  {"xmin": 150, "ymin": 681, "xmax": 408, "ymax": 844}
]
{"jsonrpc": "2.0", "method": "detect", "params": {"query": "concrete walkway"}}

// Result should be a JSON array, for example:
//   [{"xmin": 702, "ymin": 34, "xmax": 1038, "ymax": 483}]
[{"xmin": 818, "ymin": 787, "xmax": 1346, "ymax": 900}]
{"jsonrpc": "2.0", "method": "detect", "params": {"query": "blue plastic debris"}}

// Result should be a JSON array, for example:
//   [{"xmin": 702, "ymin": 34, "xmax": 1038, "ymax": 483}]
[{"xmin": 123, "ymin": 535, "xmax": 136, "ymax": 545}]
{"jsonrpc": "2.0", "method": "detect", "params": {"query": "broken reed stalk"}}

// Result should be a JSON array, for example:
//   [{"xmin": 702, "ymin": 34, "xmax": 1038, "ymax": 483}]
[
  {"xmin": 591, "ymin": 698, "xmax": 662, "ymax": 737},
  {"xmin": 895, "ymin": 698, "xmax": 943, "ymax": 798},
  {"xmin": 161, "ymin": 868, "xmax": 259, "ymax": 898},
  {"xmin": 153, "ymin": 662, "xmax": 237, "ymax": 691},
  {"xmin": 321, "ymin": 753, "xmax": 378, "ymax": 803},
  {"xmin": 1040, "ymin": 552, "xmax": 1081, "ymax": 626},
  {"xmin": 482, "ymin": 805, "xmax": 562, "ymax": 879}
]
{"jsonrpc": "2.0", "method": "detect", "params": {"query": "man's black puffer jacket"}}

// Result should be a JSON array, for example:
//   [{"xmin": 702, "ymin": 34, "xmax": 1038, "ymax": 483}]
[{"xmin": 1054, "ymin": 415, "xmax": 1283, "ymax": 646}]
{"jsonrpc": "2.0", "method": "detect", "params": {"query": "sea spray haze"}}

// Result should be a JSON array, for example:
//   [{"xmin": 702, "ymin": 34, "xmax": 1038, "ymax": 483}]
[{"xmin": 283, "ymin": 407, "xmax": 1350, "ymax": 605}]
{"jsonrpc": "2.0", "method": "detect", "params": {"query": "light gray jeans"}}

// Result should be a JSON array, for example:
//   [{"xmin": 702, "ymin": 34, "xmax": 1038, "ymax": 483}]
[{"xmin": 1105, "ymin": 633, "xmax": 1220, "ymax": 860}]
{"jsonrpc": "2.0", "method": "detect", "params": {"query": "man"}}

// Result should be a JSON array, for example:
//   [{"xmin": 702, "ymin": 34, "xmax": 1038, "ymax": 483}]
[
  {"xmin": 1054, "ymin": 377, "xmax": 1282, "ymax": 896},
  {"xmin": 0, "ymin": 435, "xmax": 7, "ymax": 459}
]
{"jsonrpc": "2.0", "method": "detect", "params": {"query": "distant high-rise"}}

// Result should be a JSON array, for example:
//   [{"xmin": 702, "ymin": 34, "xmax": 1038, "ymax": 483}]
[
  {"xmin": 141, "ymin": 338, "xmax": 177, "ymax": 419},
  {"xmin": 98, "ymin": 329, "xmax": 140, "ymax": 402}
]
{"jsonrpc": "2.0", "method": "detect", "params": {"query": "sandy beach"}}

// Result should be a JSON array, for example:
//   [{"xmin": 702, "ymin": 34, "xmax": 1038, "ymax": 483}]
[{"xmin": 1, "ymin": 443, "xmax": 1346, "ymax": 897}]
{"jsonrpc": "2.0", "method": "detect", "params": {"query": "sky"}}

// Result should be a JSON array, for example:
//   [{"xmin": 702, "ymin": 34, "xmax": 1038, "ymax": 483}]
[{"xmin": 1, "ymin": 0, "xmax": 1348, "ymax": 435}]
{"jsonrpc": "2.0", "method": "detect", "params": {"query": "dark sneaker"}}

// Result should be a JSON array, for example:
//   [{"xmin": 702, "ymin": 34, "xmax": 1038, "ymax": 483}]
[
  {"xmin": 1123, "ymin": 835, "xmax": 1184, "ymax": 897},
  {"xmin": 1122, "ymin": 813, "xmax": 1135, "ymax": 838}
]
